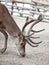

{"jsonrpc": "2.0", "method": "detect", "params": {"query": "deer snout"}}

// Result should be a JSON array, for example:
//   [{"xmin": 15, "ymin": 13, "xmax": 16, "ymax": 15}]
[
  {"xmin": 19, "ymin": 49, "xmax": 25, "ymax": 57},
  {"xmin": 18, "ymin": 42, "xmax": 25, "ymax": 57}
]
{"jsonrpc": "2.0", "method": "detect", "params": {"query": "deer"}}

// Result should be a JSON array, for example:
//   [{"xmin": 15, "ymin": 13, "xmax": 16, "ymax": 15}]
[{"xmin": 0, "ymin": 3, "xmax": 45, "ymax": 57}]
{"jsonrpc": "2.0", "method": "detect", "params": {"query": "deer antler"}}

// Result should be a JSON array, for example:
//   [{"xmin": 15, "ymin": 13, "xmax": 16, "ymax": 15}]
[
  {"xmin": 22, "ymin": 17, "xmax": 35, "ymax": 32},
  {"xmin": 27, "ymin": 14, "xmax": 45, "ymax": 35},
  {"xmin": 22, "ymin": 14, "xmax": 45, "ymax": 47}
]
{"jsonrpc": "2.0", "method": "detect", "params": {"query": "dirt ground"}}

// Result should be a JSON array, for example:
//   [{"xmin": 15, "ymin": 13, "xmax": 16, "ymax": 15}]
[{"xmin": 0, "ymin": 16, "xmax": 49, "ymax": 65}]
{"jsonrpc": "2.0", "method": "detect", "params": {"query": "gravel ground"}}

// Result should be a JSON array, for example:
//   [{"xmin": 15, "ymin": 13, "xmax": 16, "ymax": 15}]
[{"xmin": 0, "ymin": 16, "xmax": 49, "ymax": 65}]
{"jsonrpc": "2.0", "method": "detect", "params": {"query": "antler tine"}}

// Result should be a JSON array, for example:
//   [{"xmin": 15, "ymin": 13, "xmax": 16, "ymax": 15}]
[
  {"xmin": 25, "ymin": 33, "xmax": 34, "ymax": 37},
  {"xmin": 26, "ymin": 36, "xmax": 40, "ymax": 39},
  {"xmin": 25, "ymin": 39, "xmax": 38, "ymax": 47},
  {"xmin": 25, "ymin": 32, "xmax": 40, "ymax": 39},
  {"xmin": 29, "ymin": 36, "xmax": 40, "ymax": 39},
  {"xmin": 31, "ymin": 29, "xmax": 45, "ymax": 33},
  {"xmin": 28, "ymin": 38, "xmax": 42, "ymax": 44},
  {"xmin": 27, "ymin": 14, "xmax": 45, "ymax": 35},
  {"xmin": 22, "ymin": 17, "xmax": 35, "ymax": 32}
]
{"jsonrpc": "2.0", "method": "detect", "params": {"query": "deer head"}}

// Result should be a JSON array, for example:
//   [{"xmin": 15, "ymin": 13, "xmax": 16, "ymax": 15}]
[{"xmin": 17, "ymin": 14, "xmax": 45, "ymax": 57}]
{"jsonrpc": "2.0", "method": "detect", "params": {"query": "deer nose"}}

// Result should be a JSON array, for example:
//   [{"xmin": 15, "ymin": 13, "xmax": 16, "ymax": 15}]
[
  {"xmin": 20, "ymin": 53, "xmax": 25, "ymax": 57},
  {"xmin": 19, "ymin": 50, "xmax": 25, "ymax": 57},
  {"xmin": 22, "ymin": 54, "xmax": 25, "ymax": 57}
]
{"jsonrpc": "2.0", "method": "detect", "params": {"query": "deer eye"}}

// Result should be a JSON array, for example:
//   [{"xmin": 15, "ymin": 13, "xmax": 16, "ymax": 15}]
[{"xmin": 21, "ymin": 43, "xmax": 23, "ymax": 46}]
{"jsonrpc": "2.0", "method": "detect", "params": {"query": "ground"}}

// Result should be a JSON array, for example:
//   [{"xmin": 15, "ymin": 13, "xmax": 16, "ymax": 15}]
[{"xmin": 0, "ymin": 16, "xmax": 49, "ymax": 65}]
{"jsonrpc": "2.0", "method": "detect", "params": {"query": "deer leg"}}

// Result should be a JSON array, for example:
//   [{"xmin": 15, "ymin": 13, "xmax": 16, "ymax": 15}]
[{"xmin": 0, "ymin": 30, "xmax": 8, "ymax": 53}]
